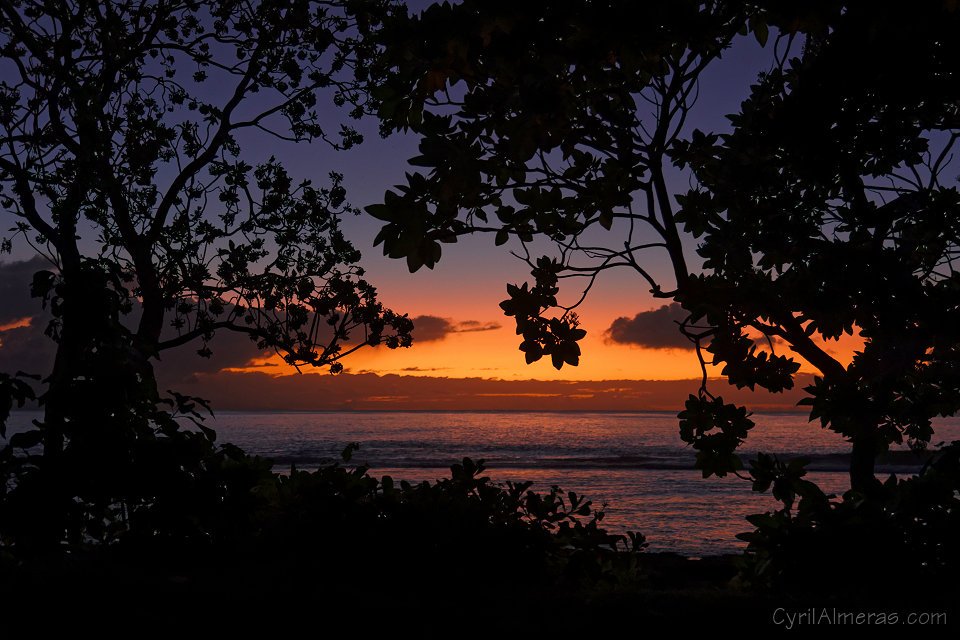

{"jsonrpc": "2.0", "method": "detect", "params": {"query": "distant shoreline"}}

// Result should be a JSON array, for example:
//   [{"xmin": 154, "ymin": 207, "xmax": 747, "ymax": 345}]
[{"xmin": 5, "ymin": 406, "xmax": 811, "ymax": 415}]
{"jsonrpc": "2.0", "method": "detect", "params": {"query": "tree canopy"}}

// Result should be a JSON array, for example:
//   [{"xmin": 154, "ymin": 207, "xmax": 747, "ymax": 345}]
[
  {"xmin": 674, "ymin": 3, "xmax": 960, "ymax": 487},
  {"xmin": 0, "ymin": 0, "xmax": 411, "ymax": 548},
  {"xmin": 366, "ymin": 0, "xmax": 960, "ymax": 492}
]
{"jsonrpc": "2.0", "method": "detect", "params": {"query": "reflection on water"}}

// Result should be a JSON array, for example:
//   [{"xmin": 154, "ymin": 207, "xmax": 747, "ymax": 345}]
[
  {"xmin": 206, "ymin": 411, "xmax": 958, "ymax": 556},
  {"xmin": 4, "ymin": 410, "xmax": 958, "ymax": 556},
  {"xmin": 364, "ymin": 465, "xmax": 852, "ymax": 555}
]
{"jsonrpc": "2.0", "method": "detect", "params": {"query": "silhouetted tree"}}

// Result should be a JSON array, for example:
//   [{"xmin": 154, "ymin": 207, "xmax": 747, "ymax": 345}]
[
  {"xmin": 0, "ymin": 0, "xmax": 411, "ymax": 548},
  {"xmin": 673, "ymin": 3, "xmax": 960, "ymax": 491},
  {"xmin": 366, "ymin": 0, "xmax": 960, "ymax": 493}
]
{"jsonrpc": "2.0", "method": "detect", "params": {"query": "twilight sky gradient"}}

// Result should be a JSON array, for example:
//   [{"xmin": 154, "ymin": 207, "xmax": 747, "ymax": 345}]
[{"xmin": 0, "ymin": 16, "xmax": 860, "ymax": 410}]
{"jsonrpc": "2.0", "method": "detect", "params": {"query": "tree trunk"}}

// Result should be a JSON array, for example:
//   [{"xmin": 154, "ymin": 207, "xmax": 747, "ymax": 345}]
[
  {"xmin": 36, "ymin": 263, "xmax": 160, "ymax": 547},
  {"xmin": 41, "ymin": 266, "xmax": 111, "ymax": 457},
  {"xmin": 849, "ymin": 429, "xmax": 882, "ymax": 495}
]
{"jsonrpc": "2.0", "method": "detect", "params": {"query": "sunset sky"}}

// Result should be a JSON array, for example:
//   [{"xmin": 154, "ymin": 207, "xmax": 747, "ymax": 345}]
[{"xmin": 0, "ymin": 22, "xmax": 859, "ymax": 411}]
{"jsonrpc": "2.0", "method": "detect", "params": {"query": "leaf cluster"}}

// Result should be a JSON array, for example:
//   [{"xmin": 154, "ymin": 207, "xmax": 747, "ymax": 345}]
[
  {"xmin": 678, "ymin": 394, "xmax": 755, "ymax": 478},
  {"xmin": 736, "ymin": 442, "xmax": 960, "ymax": 591},
  {"xmin": 498, "ymin": 256, "xmax": 586, "ymax": 369}
]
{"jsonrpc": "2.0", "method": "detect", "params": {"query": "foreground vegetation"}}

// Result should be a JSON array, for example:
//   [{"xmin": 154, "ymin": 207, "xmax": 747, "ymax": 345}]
[{"xmin": 2, "ymin": 436, "xmax": 959, "ymax": 631}]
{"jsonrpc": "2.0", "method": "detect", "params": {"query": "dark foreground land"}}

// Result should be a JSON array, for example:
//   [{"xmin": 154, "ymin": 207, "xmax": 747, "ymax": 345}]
[
  {"xmin": 2, "ymin": 551, "xmax": 957, "ymax": 634},
  {"xmin": 4, "ymin": 451, "xmax": 959, "ymax": 633}
]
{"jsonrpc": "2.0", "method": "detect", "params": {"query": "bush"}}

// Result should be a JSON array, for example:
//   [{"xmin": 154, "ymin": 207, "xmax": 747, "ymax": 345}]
[
  {"xmin": 234, "ymin": 448, "xmax": 646, "ymax": 588},
  {"xmin": 2, "ymin": 435, "xmax": 645, "ymax": 592},
  {"xmin": 736, "ymin": 442, "xmax": 960, "ymax": 593}
]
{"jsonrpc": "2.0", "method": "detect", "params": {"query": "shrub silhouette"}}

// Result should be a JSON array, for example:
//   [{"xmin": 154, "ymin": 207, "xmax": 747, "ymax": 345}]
[
  {"xmin": 737, "ymin": 442, "xmax": 960, "ymax": 592},
  {"xmin": 3, "ymin": 440, "xmax": 645, "ymax": 604}
]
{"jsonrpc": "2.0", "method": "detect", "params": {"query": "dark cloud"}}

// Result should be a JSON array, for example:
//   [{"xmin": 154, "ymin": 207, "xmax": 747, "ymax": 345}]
[
  {"xmin": 0, "ymin": 256, "xmax": 51, "ymax": 326},
  {"xmin": 411, "ymin": 315, "xmax": 501, "ymax": 342},
  {"xmin": 410, "ymin": 315, "xmax": 454, "ymax": 342},
  {"xmin": 0, "ymin": 265, "xmax": 269, "ymax": 382},
  {"xmin": 0, "ymin": 257, "xmax": 57, "ymax": 377},
  {"xmin": 0, "ymin": 309, "xmax": 268, "ymax": 384},
  {"xmin": 605, "ymin": 303, "xmax": 693, "ymax": 350},
  {"xmin": 171, "ymin": 371, "xmax": 815, "ymax": 412},
  {"xmin": 455, "ymin": 320, "xmax": 502, "ymax": 333},
  {"xmin": 153, "ymin": 327, "xmax": 272, "ymax": 385},
  {"xmin": 0, "ymin": 319, "xmax": 55, "ymax": 376},
  {"xmin": 0, "ymin": 256, "xmax": 375, "ymax": 385}
]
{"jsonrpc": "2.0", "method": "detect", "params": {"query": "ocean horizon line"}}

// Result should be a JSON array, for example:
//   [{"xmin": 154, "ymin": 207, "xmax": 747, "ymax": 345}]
[{"xmin": 5, "ymin": 407, "xmax": 812, "ymax": 415}]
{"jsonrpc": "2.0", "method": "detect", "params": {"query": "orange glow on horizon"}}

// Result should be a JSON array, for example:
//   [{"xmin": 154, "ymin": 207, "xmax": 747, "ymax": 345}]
[{"xmin": 220, "ymin": 311, "xmax": 865, "ymax": 383}]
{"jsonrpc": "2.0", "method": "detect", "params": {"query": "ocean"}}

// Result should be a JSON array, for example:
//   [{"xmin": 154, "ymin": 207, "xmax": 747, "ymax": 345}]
[
  {"xmin": 204, "ymin": 410, "xmax": 960, "ymax": 556},
  {"xmin": 6, "ymin": 410, "xmax": 959, "ymax": 556}
]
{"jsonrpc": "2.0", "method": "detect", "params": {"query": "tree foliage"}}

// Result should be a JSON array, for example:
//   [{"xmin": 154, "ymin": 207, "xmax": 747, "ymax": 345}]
[
  {"xmin": 0, "ymin": 0, "xmax": 412, "ymax": 548},
  {"xmin": 736, "ymin": 442, "xmax": 960, "ymax": 590},
  {"xmin": 674, "ymin": 3, "xmax": 960, "ymax": 486},
  {"xmin": 367, "ymin": 0, "xmax": 960, "ymax": 493},
  {"xmin": 368, "ymin": 0, "xmax": 755, "ymax": 371}
]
